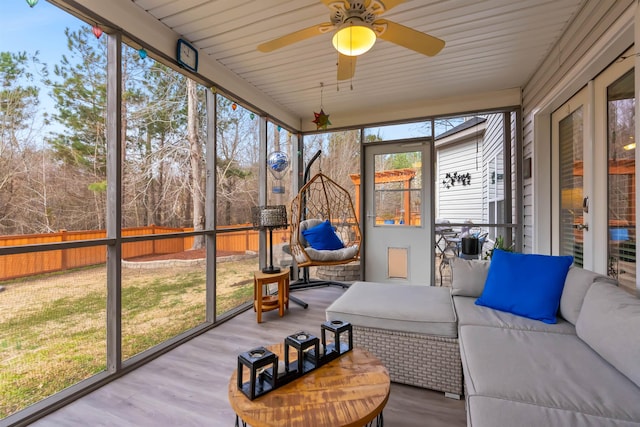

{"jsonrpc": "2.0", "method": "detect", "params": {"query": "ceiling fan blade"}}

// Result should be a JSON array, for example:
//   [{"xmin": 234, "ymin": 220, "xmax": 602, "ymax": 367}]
[
  {"xmin": 337, "ymin": 53, "xmax": 356, "ymax": 81},
  {"xmin": 375, "ymin": 19, "xmax": 445, "ymax": 56},
  {"xmin": 258, "ymin": 23, "xmax": 334, "ymax": 52}
]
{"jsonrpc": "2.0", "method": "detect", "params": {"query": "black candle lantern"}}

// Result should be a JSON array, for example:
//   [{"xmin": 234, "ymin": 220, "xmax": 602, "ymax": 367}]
[
  {"xmin": 321, "ymin": 319, "xmax": 353, "ymax": 356},
  {"xmin": 235, "ymin": 322, "xmax": 354, "ymax": 401},
  {"xmin": 284, "ymin": 331, "xmax": 319, "ymax": 374},
  {"xmin": 237, "ymin": 347, "xmax": 277, "ymax": 400}
]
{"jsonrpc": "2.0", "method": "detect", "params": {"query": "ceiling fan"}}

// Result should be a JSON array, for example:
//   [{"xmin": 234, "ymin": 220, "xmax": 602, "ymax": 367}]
[{"xmin": 257, "ymin": 0, "xmax": 445, "ymax": 81}]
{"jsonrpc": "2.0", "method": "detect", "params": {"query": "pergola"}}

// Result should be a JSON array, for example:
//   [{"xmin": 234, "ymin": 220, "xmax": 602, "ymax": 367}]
[{"xmin": 350, "ymin": 168, "xmax": 417, "ymax": 225}]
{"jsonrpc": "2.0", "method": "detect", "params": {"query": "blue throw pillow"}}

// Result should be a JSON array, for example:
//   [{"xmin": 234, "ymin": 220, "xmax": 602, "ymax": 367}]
[
  {"xmin": 301, "ymin": 220, "xmax": 344, "ymax": 251},
  {"xmin": 475, "ymin": 250, "xmax": 573, "ymax": 324}
]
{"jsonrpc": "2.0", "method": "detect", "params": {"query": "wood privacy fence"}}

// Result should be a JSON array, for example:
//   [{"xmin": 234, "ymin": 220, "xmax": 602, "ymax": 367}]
[{"xmin": 0, "ymin": 225, "xmax": 290, "ymax": 282}]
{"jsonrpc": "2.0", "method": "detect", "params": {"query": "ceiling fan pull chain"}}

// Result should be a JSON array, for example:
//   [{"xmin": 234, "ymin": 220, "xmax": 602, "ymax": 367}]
[{"xmin": 350, "ymin": 56, "xmax": 354, "ymax": 90}]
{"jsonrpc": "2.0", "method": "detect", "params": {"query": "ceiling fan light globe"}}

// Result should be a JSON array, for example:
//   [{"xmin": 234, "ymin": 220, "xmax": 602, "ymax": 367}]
[{"xmin": 332, "ymin": 22, "xmax": 376, "ymax": 57}]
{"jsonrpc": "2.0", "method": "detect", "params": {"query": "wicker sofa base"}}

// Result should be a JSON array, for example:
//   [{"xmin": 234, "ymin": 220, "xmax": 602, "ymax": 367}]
[{"xmin": 353, "ymin": 325, "xmax": 463, "ymax": 397}]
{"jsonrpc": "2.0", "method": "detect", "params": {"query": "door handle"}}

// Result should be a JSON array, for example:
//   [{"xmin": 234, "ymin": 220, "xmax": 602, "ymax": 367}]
[{"xmin": 573, "ymin": 223, "xmax": 589, "ymax": 231}]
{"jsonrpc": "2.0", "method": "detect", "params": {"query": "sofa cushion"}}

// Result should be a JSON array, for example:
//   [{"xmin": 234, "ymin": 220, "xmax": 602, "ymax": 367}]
[
  {"xmin": 450, "ymin": 257, "xmax": 490, "ymax": 297},
  {"xmin": 576, "ymin": 281, "xmax": 640, "ymax": 388},
  {"xmin": 560, "ymin": 266, "xmax": 617, "ymax": 325},
  {"xmin": 301, "ymin": 219, "xmax": 344, "ymax": 250},
  {"xmin": 326, "ymin": 281, "xmax": 457, "ymax": 338},
  {"xmin": 303, "ymin": 244, "xmax": 358, "ymax": 262},
  {"xmin": 467, "ymin": 395, "xmax": 640, "ymax": 427},
  {"xmin": 460, "ymin": 325, "xmax": 640, "ymax": 423},
  {"xmin": 453, "ymin": 296, "xmax": 576, "ymax": 334},
  {"xmin": 475, "ymin": 250, "xmax": 573, "ymax": 323}
]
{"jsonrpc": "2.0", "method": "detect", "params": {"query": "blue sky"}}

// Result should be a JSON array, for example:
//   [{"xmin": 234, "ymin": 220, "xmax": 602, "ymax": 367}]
[
  {"xmin": 1, "ymin": 0, "xmax": 85, "ymax": 136},
  {"xmin": 1, "ymin": 1, "xmax": 82, "ymax": 68}
]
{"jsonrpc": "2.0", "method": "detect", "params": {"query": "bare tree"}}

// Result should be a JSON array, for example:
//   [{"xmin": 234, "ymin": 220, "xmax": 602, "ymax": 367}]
[
  {"xmin": 216, "ymin": 96, "xmax": 259, "ymax": 225},
  {"xmin": 0, "ymin": 51, "xmax": 45, "ymax": 234}
]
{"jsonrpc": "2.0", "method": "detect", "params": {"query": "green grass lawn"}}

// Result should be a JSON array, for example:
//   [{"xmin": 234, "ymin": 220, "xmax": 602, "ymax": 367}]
[{"xmin": 0, "ymin": 257, "xmax": 257, "ymax": 419}]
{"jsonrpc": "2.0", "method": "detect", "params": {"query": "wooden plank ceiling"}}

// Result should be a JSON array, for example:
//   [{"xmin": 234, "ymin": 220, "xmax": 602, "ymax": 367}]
[{"xmin": 131, "ymin": 0, "xmax": 586, "ymax": 127}]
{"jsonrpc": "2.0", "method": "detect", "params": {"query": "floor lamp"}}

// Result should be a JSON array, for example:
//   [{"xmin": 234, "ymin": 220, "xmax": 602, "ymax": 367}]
[{"xmin": 252, "ymin": 205, "xmax": 288, "ymax": 274}]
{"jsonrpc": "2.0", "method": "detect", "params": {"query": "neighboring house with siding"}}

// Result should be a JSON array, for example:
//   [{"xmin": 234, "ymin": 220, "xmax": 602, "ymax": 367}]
[
  {"xmin": 436, "ymin": 114, "xmax": 516, "ymax": 244},
  {"xmin": 435, "ymin": 117, "xmax": 486, "ymax": 225}
]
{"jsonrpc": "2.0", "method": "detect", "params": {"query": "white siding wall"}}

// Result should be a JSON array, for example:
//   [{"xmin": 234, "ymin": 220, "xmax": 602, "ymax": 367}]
[
  {"xmin": 482, "ymin": 114, "xmax": 505, "ymax": 225},
  {"xmin": 521, "ymin": 0, "xmax": 635, "ymax": 254},
  {"xmin": 511, "ymin": 111, "xmax": 519, "ymax": 232},
  {"xmin": 437, "ymin": 141, "xmax": 484, "ymax": 223}
]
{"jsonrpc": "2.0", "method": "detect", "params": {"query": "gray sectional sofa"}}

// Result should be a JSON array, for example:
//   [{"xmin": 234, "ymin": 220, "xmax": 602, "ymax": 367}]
[
  {"xmin": 452, "ymin": 258, "xmax": 640, "ymax": 426},
  {"xmin": 326, "ymin": 281, "xmax": 463, "ymax": 397},
  {"xmin": 326, "ymin": 257, "xmax": 640, "ymax": 426}
]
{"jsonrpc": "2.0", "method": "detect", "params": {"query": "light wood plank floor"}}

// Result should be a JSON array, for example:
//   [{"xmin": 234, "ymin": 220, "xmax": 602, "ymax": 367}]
[{"xmin": 33, "ymin": 286, "xmax": 466, "ymax": 427}]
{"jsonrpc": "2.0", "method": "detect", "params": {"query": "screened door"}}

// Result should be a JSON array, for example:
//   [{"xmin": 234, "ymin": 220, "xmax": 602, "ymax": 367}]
[{"xmin": 363, "ymin": 142, "xmax": 430, "ymax": 283}]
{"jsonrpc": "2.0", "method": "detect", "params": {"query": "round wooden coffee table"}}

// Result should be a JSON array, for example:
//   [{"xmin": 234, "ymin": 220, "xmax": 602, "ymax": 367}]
[{"xmin": 229, "ymin": 344, "xmax": 390, "ymax": 427}]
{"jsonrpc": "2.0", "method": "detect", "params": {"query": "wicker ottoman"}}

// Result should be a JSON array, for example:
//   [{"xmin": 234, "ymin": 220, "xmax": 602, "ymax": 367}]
[{"xmin": 326, "ymin": 281, "xmax": 463, "ymax": 398}]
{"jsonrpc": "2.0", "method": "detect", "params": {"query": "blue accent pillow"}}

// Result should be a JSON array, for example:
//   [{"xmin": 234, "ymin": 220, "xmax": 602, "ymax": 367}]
[
  {"xmin": 475, "ymin": 250, "xmax": 573, "ymax": 324},
  {"xmin": 301, "ymin": 220, "xmax": 344, "ymax": 251}
]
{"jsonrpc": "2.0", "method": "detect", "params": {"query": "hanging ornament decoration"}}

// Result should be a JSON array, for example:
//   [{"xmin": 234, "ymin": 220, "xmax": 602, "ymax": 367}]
[
  {"xmin": 210, "ymin": 86, "xmax": 217, "ymax": 93},
  {"xmin": 92, "ymin": 25, "xmax": 103, "ymax": 39},
  {"xmin": 250, "ymin": 113, "xmax": 255, "ymax": 120},
  {"xmin": 231, "ymin": 103, "xmax": 237, "ymax": 111},
  {"xmin": 313, "ymin": 109, "xmax": 331, "ymax": 130},
  {"xmin": 138, "ymin": 48, "xmax": 147, "ymax": 59},
  {"xmin": 267, "ymin": 151, "xmax": 290, "ymax": 194},
  {"xmin": 26, "ymin": 0, "xmax": 38, "ymax": 7},
  {"xmin": 277, "ymin": 126, "xmax": 282, "ymax": 132},
  {"xmin": 312, "ymin": 82, "xmax": 331, "ymax": 130}
]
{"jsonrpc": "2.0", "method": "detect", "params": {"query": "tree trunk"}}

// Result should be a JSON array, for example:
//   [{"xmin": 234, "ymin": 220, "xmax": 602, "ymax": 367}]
[
  {"xmin": 121, "ymin": 58, "xmax": 128, "ymax": 228},
  {"xmin": 187, "ymin": 79, "xmax": 205, "ymax": 248},
  {"xmin": 144, "ymin": 127, "xmax": 155, "ymax": 225}
]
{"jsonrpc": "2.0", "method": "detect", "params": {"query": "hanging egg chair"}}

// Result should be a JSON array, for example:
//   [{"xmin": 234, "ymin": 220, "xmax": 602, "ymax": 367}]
[{"xmin": 289, "ymin": 172, "xmax": 361, "ymax": 268}]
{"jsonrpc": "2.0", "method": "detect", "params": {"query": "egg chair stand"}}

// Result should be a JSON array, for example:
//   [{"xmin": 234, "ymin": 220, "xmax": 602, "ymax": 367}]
[{"xmin": 287, "ymin": 150, "xmax": 361, "ymax": 305}]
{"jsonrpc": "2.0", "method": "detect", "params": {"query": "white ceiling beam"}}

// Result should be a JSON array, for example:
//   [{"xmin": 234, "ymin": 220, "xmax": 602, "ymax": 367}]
[{"xmin": 300, "ymin": 88, "xmax": 522, "ymax": 132}]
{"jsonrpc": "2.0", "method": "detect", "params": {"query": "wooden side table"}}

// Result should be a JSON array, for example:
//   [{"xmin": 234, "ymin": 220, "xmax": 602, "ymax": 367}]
[{"xmin": 253, "ymin": 270, "xmax": 289, "ymax": 323}]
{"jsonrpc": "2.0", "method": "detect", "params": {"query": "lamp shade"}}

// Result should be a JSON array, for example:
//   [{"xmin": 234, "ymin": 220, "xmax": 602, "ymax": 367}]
[
  {"xmin": 251, "ymin": 205, "xmax": 288, "ymax": 230},
  {"xmin": 332, "ymin": 19, "xmax": 376, "ymax": 57}
]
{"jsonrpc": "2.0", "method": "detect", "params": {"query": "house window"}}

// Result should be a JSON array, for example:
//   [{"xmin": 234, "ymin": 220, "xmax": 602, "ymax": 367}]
[
  {"xmin": 607, "ymin": 68, "xmax": 635, "ymax": 291},
  {"xmin": 558, "ymin": 105, "xmax": 584, "ymax": 267}
]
